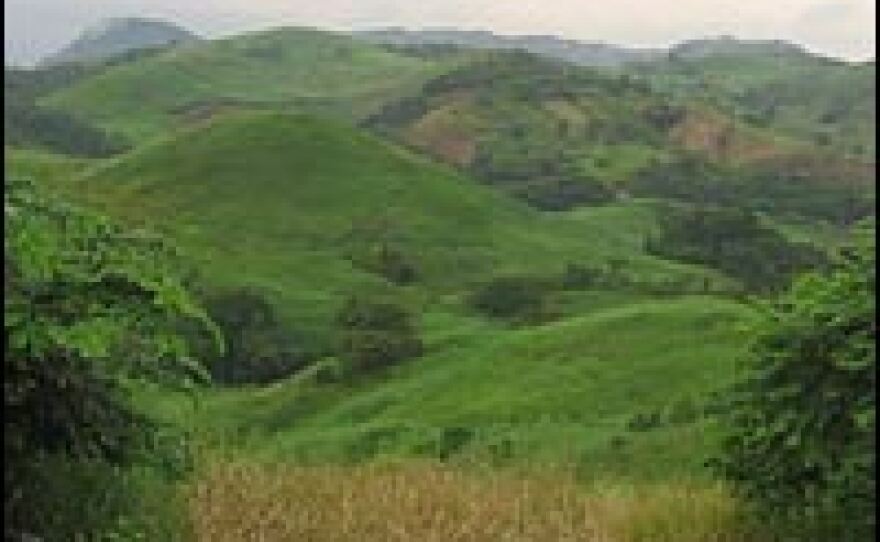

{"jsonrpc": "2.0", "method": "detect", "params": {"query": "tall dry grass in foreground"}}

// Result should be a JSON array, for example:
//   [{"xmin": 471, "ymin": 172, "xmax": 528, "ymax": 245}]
[{"xmin": 186, "ymin": 460, "xmax": 766, "ymax": 541}]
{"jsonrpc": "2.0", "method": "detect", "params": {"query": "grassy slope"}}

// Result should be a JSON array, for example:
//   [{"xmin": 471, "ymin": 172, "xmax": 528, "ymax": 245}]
[
  {"xmin": 69, "ymin": 112, "xmax": 723, "ymax": 340},
  {"xmin": 42, "ymin": 27, "xmax": 466, "ymax": 142},
  {"xmin": 53, "ymin": 111, "xmax": 754, "ymax": 480},
  {"xmin": 173, "ymin": 295, "xmax": 755, "ymax": 481}
]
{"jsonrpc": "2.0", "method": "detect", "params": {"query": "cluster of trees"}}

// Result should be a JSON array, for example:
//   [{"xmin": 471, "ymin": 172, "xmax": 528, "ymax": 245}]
[
  {"xmin": 5, "ymin": 177, "xmax": 217, "ymax": 539},
  {"xmin": 5, "ymin": 99, "xmax": 130, "ymax": 157},
  {"xmin": 630, "ymin": 153, "xmax": 874, "ymax": 225},
  {"xmin": 714, "ymin": 223, "xmax": 875, "ymax": 538},
  {"xmin": 646, "ymin": 204, "xmax": 827, "ymax": 292},
  {"xmin": 334, "ymin": 295, "xmax": 423, "ymax": 376},
  {"xmin": 469, "ymin": 262, "xmax": 725, "ymax": 326},
  {"xmin": 468, "ymin": 276, "xmax": 553, "ymax": 324},
  {"xmin": 472, "ymin": 147, "xmax": 616, "ymax": 211},
  {"xmin": 198, "ymin": 288, "xmax": 313, "ymax": 385}
]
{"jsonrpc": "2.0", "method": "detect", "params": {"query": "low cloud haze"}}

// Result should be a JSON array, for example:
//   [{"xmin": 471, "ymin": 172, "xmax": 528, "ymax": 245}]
[{"xmin": 5, "ymin": 0, "xmax": 875, "ymax": 65}]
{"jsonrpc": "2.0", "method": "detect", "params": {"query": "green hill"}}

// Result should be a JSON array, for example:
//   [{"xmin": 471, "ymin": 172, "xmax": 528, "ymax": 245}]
[
  {"xmin": 43, "ymin": 17, "xmax": 199, "ymax": 66},
  {"xmin": 365, "ymin": 51, "xmax": 874, "ymax": 219},
  {"xmin": 39, "ymin": 30, "xmax": 873, "ymax": 221},
  {"xmin": 42, "ymin": 28, "xmax": 469, "ymax": 142},
  {"xmin": 67, "ymin": 111, "xmax": 723, "ymax": 344},
  {"xmin": 61, "ymin": 111, "xmax": 759, "ymax": 479},
  {"xmin": 633, "ymin": 51, "xmax": 876, "ymax": 158}
]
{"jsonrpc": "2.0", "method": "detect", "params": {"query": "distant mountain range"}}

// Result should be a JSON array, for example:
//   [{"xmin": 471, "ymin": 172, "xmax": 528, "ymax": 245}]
[
  {"xmin": 43, "ymin": 17, "xmax": 199, "ymax": 66},
  {"xmin": 352, "ymin": 28, "xmax": 665, "ymax": 67},
  {"xmin": 353, "ymin": 28, "xmax": 818, "ymax": 67},
  {"xmin": 35, "ymin": 18, "xmax": 831, "ymax": 70}
]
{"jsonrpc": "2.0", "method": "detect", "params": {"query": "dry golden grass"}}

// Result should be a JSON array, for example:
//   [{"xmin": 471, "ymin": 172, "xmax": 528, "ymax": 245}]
[{"xmin": 186, "ymin": 460, "xmax": 765, "ymax": 541}]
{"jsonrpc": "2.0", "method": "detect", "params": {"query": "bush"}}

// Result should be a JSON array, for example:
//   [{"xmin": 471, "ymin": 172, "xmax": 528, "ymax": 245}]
[
  {"xmin": 8, "ymin": 456, "xmax": 190, "ymax": 541},
  {"xmin": 201, "ymin": 288, "xmax": 312, "ymax": 385},
  {"xmin": 560, "ymin": 262, "xmax": 604, "ymax": 290},
  {"xmin": 469, "ymin": 276, "xmax": 551, "ymax": 323},
  {"xmin": 4, "ymin": 177, "xmax": 214, "ymax": 539},
  {"xmin": 335, "ymin": 295, "xmax": 423, "ymax": 375},
  {"xmin": 712, "ymin": 223, "xmax": 875, "ymax": 538},
  {"xmin": 646, "ymin": 204, "xmax": 827, "ymax": 292},
  {"xmin": 356, "ymin": 242, "xmax": 419, "ymax": 285}
]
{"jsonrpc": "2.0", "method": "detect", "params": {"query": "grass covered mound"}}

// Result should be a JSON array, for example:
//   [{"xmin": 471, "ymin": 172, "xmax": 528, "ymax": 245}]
[{"xmin": 70, "ymin": 111, "xmax": 721, "ymax": 342}]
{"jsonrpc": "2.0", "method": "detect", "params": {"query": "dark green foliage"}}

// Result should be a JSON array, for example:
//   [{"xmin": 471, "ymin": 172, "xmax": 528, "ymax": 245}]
[
  {"xmin": 713, "ymin": 224, "xmax": 875, "ymax": 538},
  {"xmin": 5, "ymin": 65, "xmax": 96, "ymax": 99},
  {"xmin": 469, "ymin": 276, "xmax": 551, "ymax": 323},
  {"xmin": 473, "ymin": 149, "xmax": 616, "ymax": 211},
  {"xmin": 335, "ymin": 295, "xmax": 423, "ymax": 375},
  {"xmin": 646, "ymin": 204, "xmax": 827, "ymax": 291},
  {"xmin": 4, "ymin": 66, "xmax": 130, "ymax": 157},
  {"xmin": 202, "ymin": 288, "xmax": 312, "ymax": 385},
  {"xmin": 9, "ymin": 456, "xmax": 190, "ymax": 541},
  {"xmin": 4, "ymin": 177, "xmax": 214, "ymax": 539},
  {"xmin": 350, "ymin": 242, "xmax": 419, "ymax": 285},
  {"xmin": 5, "ymin": 100, "xmax": 130, "ymax": 157},
  {"xmin": 630, "ymin": 154, "xmax": 874, "ymax": 225},
  {"xmin": 561, "ymin": 262, "xmax": 603, "ymax": 290}
]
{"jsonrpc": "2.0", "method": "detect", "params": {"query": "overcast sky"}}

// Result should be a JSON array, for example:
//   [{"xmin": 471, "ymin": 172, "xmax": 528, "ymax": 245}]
[{"xmin": 5, "ymin": 0, "xmax": 876, "ymax": 66}]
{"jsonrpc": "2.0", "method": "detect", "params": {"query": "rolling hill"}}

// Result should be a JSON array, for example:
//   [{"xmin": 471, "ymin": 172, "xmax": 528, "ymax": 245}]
[
  {"xmin": 35, "ymin": 26, "xmax": 873, "ymax": 222},
  {"xmin": 9, "ymin": 21, "xmax": 875, "ymax": 541},
  {"xmin": 633, "ymin": 43, "xmax": 877, "ymax": 158},
  {"xmin": 41, "ymin": 27, "xmax": 472, "ymax": 142},
  {"xmin": 365, "ymin": 50, "xmax": 874, "ymax": 220},
  {"xmin": 42, "ymin": 17, "xmax": 200, "ymax": 66},
  {"xmin": 67, "ymin": 111, "xmax": 723, "ymax": 345},
  {"xmin": 353, "ymin": 28, "xmax": 664, "ymax": 67}
]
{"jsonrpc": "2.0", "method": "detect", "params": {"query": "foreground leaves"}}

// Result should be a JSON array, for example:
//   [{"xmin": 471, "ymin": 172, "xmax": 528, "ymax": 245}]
[{"xmin": 714, "ymin": 221, "xmax": 875, "ymax": 538}]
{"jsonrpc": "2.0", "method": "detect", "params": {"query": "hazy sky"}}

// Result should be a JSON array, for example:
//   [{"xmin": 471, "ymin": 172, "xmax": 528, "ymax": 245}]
[{"xmin": 5, "ymin": 0, "xmax": 876, "ymax": 65}]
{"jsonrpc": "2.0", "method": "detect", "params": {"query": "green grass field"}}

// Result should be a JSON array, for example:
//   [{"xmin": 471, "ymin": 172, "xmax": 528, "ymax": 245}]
[{"xmin": 175, "ymin": 295, "xmax": 755, "ymax": 481}]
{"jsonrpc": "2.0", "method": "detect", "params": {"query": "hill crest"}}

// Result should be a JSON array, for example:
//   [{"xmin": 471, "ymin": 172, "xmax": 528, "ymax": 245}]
[{"xmin": 43, "ymin": 17, "xmax": 200, "ymax": 66}]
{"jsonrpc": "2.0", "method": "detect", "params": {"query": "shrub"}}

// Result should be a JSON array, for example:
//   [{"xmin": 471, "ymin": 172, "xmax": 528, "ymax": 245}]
[
  {"xmin": 4, "ymin": 177, "xmax": 214, "ymax": 539},
  {"xmin": 335, "ymin": 295, "xmax": 423, "ymax": 375},
  {"xmin": 469, "ymin": 276, "xmax": 550, "ymax": 323},
  {"xmin": 712, "ymin": 223, "xmax": 875, "ymax": 538},
  {"xmin": 358, "ymin": 242, "xmax": 419, "ymax": 285},
  {"xmin": 561, "ymin": 262, "xmax": 603, "ymax": 290},
  {"xmin": 646, "ymin": 204, "xmax": 827, "ymax": 292},
  {"xmin": 201, "ymin": 288, "xmax": 311, "ymax": 385}
]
